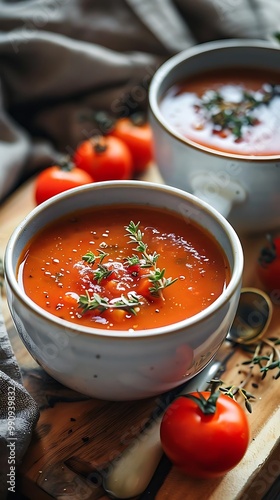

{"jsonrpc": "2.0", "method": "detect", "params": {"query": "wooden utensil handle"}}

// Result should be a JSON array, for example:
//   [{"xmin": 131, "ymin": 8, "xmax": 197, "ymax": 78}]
[{"xmin": 104, "ymin": 345, "xmax": 232, "ymax": 499}]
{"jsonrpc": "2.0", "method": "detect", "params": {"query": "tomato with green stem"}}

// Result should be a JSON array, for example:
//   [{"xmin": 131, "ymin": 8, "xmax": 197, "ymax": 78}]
[
  {"xmin": 34, "ymin": 159, "xmax": 94, "ymax": 205},
  {"xmin": 257, "ymin": 234, "xmax": 280, "ymax": 292},
  {"xmin": 73, "ymin": 135, "xmax": 133, "ymax": 181},
  {"xmin": 160, "ymin": 389, "xmax": 250, "ymax": 479}
]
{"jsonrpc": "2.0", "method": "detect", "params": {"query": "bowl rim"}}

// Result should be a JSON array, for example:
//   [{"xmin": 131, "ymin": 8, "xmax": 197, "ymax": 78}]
[
  {"xmin": 4, "ymin": 180, "xmax": 244, "ymax": 340},
  {"xmin": 149, "ymin": 38, "xmax": 280, "ymax": 162}
]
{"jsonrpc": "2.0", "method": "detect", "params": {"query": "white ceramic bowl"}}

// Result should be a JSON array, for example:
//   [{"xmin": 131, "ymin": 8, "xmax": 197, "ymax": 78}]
[
  {"xmin": 149, "ymin": 39, "xmax": 280, "ymax": 234},
  {"xmin": 4, "ymin": 181, "xmax": 243, "ymax": 401}
]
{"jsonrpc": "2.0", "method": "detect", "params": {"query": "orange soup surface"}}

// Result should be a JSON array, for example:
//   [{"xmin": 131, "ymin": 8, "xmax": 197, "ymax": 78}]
[
  {"xmin": 18, "ymin": 205, "xmax": 230, "ymax": 331},
  {"xmin": 160, "ymin": 68, "xmax": 280, "ymax": 156}
]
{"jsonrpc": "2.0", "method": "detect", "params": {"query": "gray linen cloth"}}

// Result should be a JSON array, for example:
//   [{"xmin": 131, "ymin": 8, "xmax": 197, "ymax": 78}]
[
  {"xmin": 0, "ymin": 274, "xmax": 39, "ymax": 499},
  {"xmin": 0, "ymin": 1, "xmax": 280, "ymax": 498},
  {"xmin": 1, "ymin": 0, "xmax": 280, "ymax": 201}
]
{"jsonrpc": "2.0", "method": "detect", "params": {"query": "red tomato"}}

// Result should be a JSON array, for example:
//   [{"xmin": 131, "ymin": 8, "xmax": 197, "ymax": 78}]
[
  {"xmin": 110, "ymin": 114, "xmax": 154, "ymax": 174},
  {"xmin": 73, "ymin": 135, "xmax": 133, "ymax": 181},
  {"xmin": 257, "ymin": 234, "xmax": 280, "ymax": 292},
  {"xmin": 34, "ymin": 163, "xmax": 93, "ymax": 205},
  {"xmin": 127, "ymin": 263, "xmax": 141, "ymax": 276},
  {"xmin": 160, "ymin": 391, "xmax": 250, "ymax": 479}
]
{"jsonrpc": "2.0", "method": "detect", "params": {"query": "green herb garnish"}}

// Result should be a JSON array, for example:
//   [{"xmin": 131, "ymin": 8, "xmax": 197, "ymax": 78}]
[
  {"xmin": 78, "ymin": 291, "xmax": 141, "ymax": 315},
  {"xmin": 82, "ymin": 249, "xmax": 108, "ymax": 265},
  {"xmin": 125, "ymin": 221, "xmax": 178, "ymax": 298},
  {"xmin": 198, "ymin": 84, "xmax": 280, "ymax": 140},
  {"xmin": 78, "ymin": 221, "xmax": 178, "ymax": 316}
]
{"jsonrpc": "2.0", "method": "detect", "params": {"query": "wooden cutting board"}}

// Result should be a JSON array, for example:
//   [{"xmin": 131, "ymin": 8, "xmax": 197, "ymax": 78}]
[{"xmin": 1, "ymin": 166, "xmax": 280, "ymax": 500}]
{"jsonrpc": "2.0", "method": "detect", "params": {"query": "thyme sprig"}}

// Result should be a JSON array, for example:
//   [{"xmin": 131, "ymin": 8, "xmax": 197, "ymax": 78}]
[
  {"xmin": 82, "ymin": 249, "xmax": 109, "ymax": 265},
  {"xmin": 199, "ymin": 84, "xmax": 280, "ymax": 140},
  {"xmin": 78, "ymin": 291, "xmax": 141, "ymax": 315},
  {"xmin": 77, "ymin": 222, "xmax": 178, "ymax": 317},
  {"xmin": 125, "ymin": 221, "xmax": 160, "ymax": 268},
  {"xmin": 125, "ymin": 221, "xmax": 178, "ymax": 299},
  {"xmin": 93, "ymin": 264, "xmax": 113, "ymax": 284},
  {"xmin": 207, "ymin": 336, "xmax": 280, "ymax": 413},
  {"xmin": 125, "ymin": 254, "xmax": 141, "ymax": 267},
  {"xmin": 82, "ymin": 249, "xmax": 113, "ymax": 284},
  {"xmin": 242, "ymin": 337, "xmax": 280, "ymax": 380},
  {"xmin": 215, "ymin": 379, "xmax": 256, "ymax": 414}
]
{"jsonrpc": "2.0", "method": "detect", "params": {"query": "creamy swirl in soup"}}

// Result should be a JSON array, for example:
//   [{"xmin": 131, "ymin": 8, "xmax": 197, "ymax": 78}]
[{"xmin": 160, "ymin": 68, "xmax": 280, "ymax": 156}]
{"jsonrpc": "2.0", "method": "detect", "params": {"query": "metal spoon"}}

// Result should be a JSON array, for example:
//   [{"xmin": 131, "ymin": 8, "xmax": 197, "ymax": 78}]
[
  {"xmin": 102, "ymin": 287, "xmax": 273, "ymax": 499},
  {"xmin": 226, "ymin": 287, "xmax": 273, "ymax": 344}
]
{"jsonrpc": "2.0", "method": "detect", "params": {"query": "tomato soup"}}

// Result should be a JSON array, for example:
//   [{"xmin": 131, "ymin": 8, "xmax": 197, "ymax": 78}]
[
  {"xmin": 18, "ymin": 205, "xmax": 230, "ymax": 331},
  {"xmin": 160, "ymin": 67, "xmax": 280, "ymax": 156}
]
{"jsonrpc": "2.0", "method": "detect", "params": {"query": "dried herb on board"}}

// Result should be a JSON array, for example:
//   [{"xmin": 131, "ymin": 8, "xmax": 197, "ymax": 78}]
[
  {"xmin": 210, "ymin": 336, "xmax": 280, "ymax": 413},
  {"xmin": 241, "ymin": 337, "xmax": 280, "ymax": 380}
]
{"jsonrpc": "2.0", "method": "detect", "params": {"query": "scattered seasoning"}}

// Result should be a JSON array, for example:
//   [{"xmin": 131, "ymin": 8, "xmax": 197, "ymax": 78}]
[{"xmin": 19, "ymin": 206, "xmax": 229, "ymax": 331}]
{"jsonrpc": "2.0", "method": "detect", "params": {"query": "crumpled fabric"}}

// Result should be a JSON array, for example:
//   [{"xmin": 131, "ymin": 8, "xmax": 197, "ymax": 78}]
[
  {"xmin": 0, "ymin": 279, "xmax": 39, "ymax": 500},
  {"xmin": 0, "ymin": 0, "xmax": 280, "ymax": 201},
  {"xmin": 0, "ymin": 1, "xmax": 280, "ymax": 498}
]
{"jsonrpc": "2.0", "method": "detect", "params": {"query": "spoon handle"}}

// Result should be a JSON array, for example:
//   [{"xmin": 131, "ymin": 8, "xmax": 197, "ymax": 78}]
[{"xmin": 104, "ymin": 342, "xmax": 233, "ymax": 499}]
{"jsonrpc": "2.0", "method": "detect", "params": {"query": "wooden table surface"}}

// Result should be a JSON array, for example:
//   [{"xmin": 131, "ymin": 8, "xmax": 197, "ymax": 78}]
[{"xmin": 1, "ymin": 166, "xmax": 280, "ymax": 500}]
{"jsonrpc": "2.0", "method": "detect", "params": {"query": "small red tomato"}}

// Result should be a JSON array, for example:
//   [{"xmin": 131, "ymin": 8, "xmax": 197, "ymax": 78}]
[
  {"xmin": 160, "ymin": 391, "xmax": 250, "ymax": 479},
  {"xmin": 34, "ymin": 161, "xmax": 93, "ymax": 205},
  {"xmin": 127, "ymin": 263, "xmax": 141, "ymax": 276},
  {"xmin": 257, "ymin": 234, "xmax": 280, "ymax": 292},
  {"xmin": 73, "ymin": 135, "xmax": 133, "ymax": 181},
  {"xmin": 110, "ymin": 114, "xmax": 154, "ymax": 174}
]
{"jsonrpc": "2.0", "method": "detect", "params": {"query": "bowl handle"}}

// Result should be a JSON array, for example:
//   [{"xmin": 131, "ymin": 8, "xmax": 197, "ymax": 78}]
[{"xmin": 191, "ymin": 172, "xmax": 247, "ymax": 219}]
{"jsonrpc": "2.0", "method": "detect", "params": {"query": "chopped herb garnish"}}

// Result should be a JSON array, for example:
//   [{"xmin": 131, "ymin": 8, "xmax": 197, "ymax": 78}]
[{"xmin": 198, "ymin": 84, "xmax": 280, "ymax": 140}]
